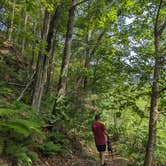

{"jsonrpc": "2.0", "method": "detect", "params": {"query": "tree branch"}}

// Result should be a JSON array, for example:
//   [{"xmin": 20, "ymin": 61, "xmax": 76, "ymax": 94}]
[
  {"xmin": 154, "ymin": 0, "xmax": 163, "ymax": 35},
  {"xmin": 159, "ymin": 17, "xmax": 166, "ymax": 35},
  {"xmin": 73, "ymin": 0, "xmax": 90, "ymax": 8},
  {"xmin": 17, "ymin": 72, "xmax": 35, "ymax": 101},
  {"xmin": 159, "ymin": 110, "xmax": 166, "ymax": 117},
  {"xmin": 90, "ymin": 29, "xmax": 106, "ymax": 56}
]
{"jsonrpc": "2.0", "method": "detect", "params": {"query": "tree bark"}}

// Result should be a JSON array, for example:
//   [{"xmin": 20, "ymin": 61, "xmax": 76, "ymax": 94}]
[
  {"xmin": 143, "ymin": 0, "xmax": 164, "ymax": 165},
  {"xmin": 21, "ymin": 13, "xmax": 29, "ymax": 55},
  {"xmin": 32, "ymin": 4, "xmax": 61, "ymax": 110},
  {"xmin": 45, "ymin": 4, "xmax": 61, "ymax": 94},
  {"xmin": 45, "ymin": 35, "xmax": 57, "ymax": 94},
  {"xmin": 30, "ymin": 22, "xmax": 37, "ymax": 70},
  {"xmin": 32, "ymin": 9, "xmax": 51, "ymax": 110},
  {"xmin": 53, "ymin": 0, "xmax": 77, "ymax": 114},
  {"xmin": 8, "ymin": 0, "xmax": 15, "ymax": 42}
]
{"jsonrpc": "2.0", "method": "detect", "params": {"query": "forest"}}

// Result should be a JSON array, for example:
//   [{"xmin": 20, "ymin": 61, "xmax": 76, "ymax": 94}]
[{"xmin": 0, "ymin": 0, "xmax": 166, "ymax": 166}]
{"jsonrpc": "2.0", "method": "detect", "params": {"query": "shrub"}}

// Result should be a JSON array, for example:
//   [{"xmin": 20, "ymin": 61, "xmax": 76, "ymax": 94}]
[{"xmin": 0, "ymin": 101, "xmax": 44, "ymax": 165}]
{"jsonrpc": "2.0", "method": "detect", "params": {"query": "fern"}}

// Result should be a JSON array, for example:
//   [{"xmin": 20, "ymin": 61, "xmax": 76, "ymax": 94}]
[
  {"xmin": 16, "ymin": 152, "xmax": 32, "ymax": 165},
  {"xmin": 27, "ymin": 151, "xmax": 38, "ymax": 162},
  {"xmin": 2, "ymin": 119, "xmax": 44, "ymax": 137},
  {"xmin": 3, "ymin": 121, "xmax": 31, "ymax": 137},
  {"xmin": 5, "ymin": 143, "xmax": 35, "ymax": 165},
  {"xmin": 39, "ymin": 141, "xmax": 65, "ymax": 156},
  {"xmin": 0, "ymin": 101, "xmax": 46, "ymax": 165},
  {"xmin": 0, "ymin": 108, "xmax": 19, "ymax": 117}
]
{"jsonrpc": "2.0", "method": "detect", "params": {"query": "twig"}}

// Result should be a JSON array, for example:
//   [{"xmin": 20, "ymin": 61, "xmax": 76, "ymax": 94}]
[
  {"xmin": 159, "ymin": 17, "xmax": 166, "ymax": 35},
  {"xmin": 7, "ymin": 82, "xmax": 26, "ymax": 87},
  {"xmin": 159, "ymin": 110, "xmax": 166, "ymax": 114}
]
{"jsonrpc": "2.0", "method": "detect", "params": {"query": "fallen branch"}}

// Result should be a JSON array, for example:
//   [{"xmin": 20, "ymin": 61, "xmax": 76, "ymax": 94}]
[{"xmin": 17, "ymin": 72, "xmax": 35, "ymax": 101}]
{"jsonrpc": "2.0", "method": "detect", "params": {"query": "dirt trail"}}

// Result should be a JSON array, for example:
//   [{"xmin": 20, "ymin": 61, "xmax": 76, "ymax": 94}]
[{"xmin": 33, "ymin": 150, "xmax": 128, "ymax": 166}]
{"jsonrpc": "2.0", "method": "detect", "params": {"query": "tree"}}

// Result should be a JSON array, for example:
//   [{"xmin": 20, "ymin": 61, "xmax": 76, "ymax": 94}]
[
  {"xmin": 32, "ymin": 9, "xmax": 51, "ymax": 110},
  {"xmin": 32, "ymin": 2, "xmax": 61, "ymax": 110},
  {"xmin": 8, "ymin": 0, "xmax": 15, "ymax": 42},
  {"xmin": 144, "ymin": 0, "xmax": 166, "ymax": 165},
  {"xmin": 53, "ymin": 0, "xmax": 77, "ymax": 114}
]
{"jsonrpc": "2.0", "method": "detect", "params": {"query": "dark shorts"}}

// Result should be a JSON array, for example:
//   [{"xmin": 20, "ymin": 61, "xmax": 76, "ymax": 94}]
[{"xmin": 96, "ymin": 145, "xmax": 106, "ymax": 152}]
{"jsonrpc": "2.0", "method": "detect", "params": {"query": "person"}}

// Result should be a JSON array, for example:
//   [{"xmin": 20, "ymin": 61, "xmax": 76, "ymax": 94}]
[{"xmin": 92, "ymin": 114, "xmax": 107, "ymax": 166}]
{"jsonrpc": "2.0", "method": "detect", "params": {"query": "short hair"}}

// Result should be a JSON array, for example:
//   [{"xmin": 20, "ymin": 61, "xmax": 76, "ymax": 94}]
[{"xmin": 95, "ymin": 114, "xmax": 101, "ymax": 120}]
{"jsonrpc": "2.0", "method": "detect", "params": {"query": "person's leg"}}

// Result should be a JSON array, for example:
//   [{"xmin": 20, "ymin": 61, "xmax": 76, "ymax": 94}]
[
  {"xmin": 97, "ymin": 145, "xmax": 106, "ymax": 166},
  {"xmin": 100, "ymin": 151, "xmax": 105, "ymax": 165},
  {"xmin": 99, "ymin": 152, "xmax": 102, "ymax": 164}
]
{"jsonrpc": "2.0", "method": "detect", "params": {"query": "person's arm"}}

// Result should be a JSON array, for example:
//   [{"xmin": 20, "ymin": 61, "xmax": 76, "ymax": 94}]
[
  {"xmin": 102, "ymin": 124, "xmax": 108, "ymax": 142},
  {"xmin": 104, "ymin": 130, "xmax": 108, "ymax": 142}
]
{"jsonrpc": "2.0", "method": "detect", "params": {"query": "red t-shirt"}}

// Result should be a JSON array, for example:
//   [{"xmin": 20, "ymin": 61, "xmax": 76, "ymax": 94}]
[{"xmin": 92, "ymin": 121, "xmax": 106, "ymax": 145}]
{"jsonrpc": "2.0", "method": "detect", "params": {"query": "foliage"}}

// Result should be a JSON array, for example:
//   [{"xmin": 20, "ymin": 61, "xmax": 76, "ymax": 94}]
[
  {"xmin": 38, "ymin": 141, "xmax": 66, "ymax": 156},
  {"xmin": 38, "ymin": 129, "xmax": 70, "ymax": 156},
  {"xmin": 0, "ymin": 0, "xmax": 166, "ymax": 165},
  {"xmin": 0, "ymin": 101, "xmax": 44, "ymax": 165}
]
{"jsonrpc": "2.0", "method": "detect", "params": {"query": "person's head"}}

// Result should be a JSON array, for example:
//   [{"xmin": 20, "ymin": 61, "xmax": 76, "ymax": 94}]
[{"xmin": 95, "ymin": 114, "xmax": 101, "ymax": 121}]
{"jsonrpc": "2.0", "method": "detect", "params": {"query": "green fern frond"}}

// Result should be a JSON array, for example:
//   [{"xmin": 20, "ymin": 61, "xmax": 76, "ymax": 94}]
[
  {"xmin": 30, "ymin": 127, "xmax": 45, "ymax": 138},
  {"xmin": 16, "ymin": 152, "xmax": 32, "ymax": 165},
  {"xmin": 3, "ymin": 119, "xmax": 44, "ymax": 137},
  {"xmin": 0, "ymin": 108, "xmax": 19, "ymax": 116},
  {"xmin": 3, "ymin": 121, "xmax": 30, "ymax": 137},
  {"xmin": 5, "ymin": 143, "xmax": 32, "ymax": 165}
]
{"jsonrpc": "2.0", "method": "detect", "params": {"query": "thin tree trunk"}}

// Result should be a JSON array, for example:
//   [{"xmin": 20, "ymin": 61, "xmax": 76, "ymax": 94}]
[
  {"xmin": 57, "ymin": 0, "xmax": 77, "ymax": 97},
  {"xmin": 32, "ymin": 4, "xmax": 61, "ymax": 110},
  {"xmin": 144, "ymin": 0, "xmax": 164, "ymax": 165},
  {"xmin": 45, "ymin": 35, "xmax": 57, "ymax": 94},
  {"xmin": 8, "ymin": 0, "xmax": 15, "ymax": 42},
  {"xmin": 30, "ymin": 23, "xmax": 37, "ymax": 70},
  {"xmin": 32, "ymin": 9, "xmax": 51, "ymax": 110},
  {"xmin": 144, "ymin": 33, "xmax": 160, "ymax": 166},
  {"xmin": 45, "ymin": 4, "xmax": 61, "ymax": 94},
  {"xmin": 21, "ymin": 13, "xmax": 29, "ymax": 54},
  {"xmin": 46, "ymin": 5, "xmax": 61, "ymax": 52},
  {"xmin": 53, "ymin": 0, "xmax": 77, "ymax": 114}
]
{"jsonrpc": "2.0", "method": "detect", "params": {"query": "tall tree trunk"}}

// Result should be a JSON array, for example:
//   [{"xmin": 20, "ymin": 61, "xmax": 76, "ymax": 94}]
[
  {"xmin": 8, "ymin": 0, "xmax": 15, "ymax": 42},
  {"xmin": 32, "ymin": 9, "xmax": 51, "ymax": 110},
  {"xmin": 53, "ymin": 0, "xmax": 77, "ymax": 114},
  {"xmin": 144, "ymin": 0, "xmax": 165, "ymax": 165},
  {"xmin": 30, "ymin": 23, "xmax": 37, "ymax": 71},
  {"xmin": 45, "ymin": 4, "xmax": 61, "ymax": 94},
  {"xmin": 21, "ymin": 13, "xmax": 29, "ymax": 55},
  {"xmin": 32, "ymin": 4, "xmax": 61, "ymax": 110},
  {"xmin": 45, "ymin": 35, "xmax": 57, "ymax": 94}
]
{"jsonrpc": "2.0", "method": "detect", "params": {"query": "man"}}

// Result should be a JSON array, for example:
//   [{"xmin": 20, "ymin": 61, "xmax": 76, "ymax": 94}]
[{"xmin": 92, "ymin": 114, "xmax": 107, "ymax": 166}]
